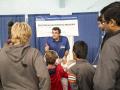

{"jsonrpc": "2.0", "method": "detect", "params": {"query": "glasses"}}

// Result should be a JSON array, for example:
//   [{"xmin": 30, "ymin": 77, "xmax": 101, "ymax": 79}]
[{"xmin": 101, "ymin": 20, "xmax": 107, "ymax": 25}]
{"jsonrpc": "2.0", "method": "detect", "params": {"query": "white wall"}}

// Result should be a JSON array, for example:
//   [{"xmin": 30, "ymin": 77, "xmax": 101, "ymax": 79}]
[{"xmin": 0, "ymin": 0, "xmax": 119, "ymax": 15}]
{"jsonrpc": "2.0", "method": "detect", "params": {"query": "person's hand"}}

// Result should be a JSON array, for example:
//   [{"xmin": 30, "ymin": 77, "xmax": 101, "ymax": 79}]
[
  {"xmin": 62, "ymin": 56, "xmax": 67, "ymax": 64},
  {"xmin": 45, "ymin": 44, "xmax": 49, "ymax": 51}
]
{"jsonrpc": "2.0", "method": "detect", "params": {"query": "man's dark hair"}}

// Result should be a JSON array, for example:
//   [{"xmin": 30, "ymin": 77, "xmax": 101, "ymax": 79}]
[
  {"xmin": 8, "ymin": 21, "xmax": 14, "ymax": 39},
  {"xmin": 45, "ymin": 50, "xmax": 58, "ymax": 65},
  {"xmin": 97, "ymin": 16, "xmax": 102, "ymax": 22},
  {"xmin": 52, "ymin": 27, "xmax": 61, "ymax": 34},
  {"xmin": 103, "ymin": 7, "xmax": 120, "ymax": 26},
  {"xmin": 100, "ymin": 1, "xmax": 120, "ymax": 15},
  {"xmin": 73, "ymin": 41, "xmax": 88, "ymax": 59}
]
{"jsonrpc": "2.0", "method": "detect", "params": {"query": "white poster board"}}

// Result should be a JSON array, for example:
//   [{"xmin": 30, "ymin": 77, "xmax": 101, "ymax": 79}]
[{"xmin": 36, "ymin": 19, "xmax": 79, "ymax": 37}]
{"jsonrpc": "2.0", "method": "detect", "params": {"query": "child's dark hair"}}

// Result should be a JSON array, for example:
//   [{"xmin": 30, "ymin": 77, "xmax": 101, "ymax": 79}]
[
  {"xmin": 97, "ymin": 16, "xmax": 102, "ymax": 22},
  {"xmin": 45, "ymin": 50, "xmax": 59, "ymax": 65},
  {"xmin": 73, "ymin": 40, "xmax": 88, "ymax": 59}
]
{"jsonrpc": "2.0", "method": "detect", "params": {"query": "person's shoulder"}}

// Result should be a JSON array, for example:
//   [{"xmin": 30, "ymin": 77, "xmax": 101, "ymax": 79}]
[
  {"xmin": 47, "ymin": 36, "xmax": 52, "ymax": 39},
  {"xmin": 55, "ymin": 64, "xmax": 66, "ymax": 74},
  {"xmin": 80, "ymin": 61, "xmax": 95, "ymax": 73},
  {"xmin": 68, "ymin": 63, "xmax": 78, "ymax": 75},
  {"xmin": 61, "ymin": 36, "xmax": 67, "ymax": 39},
  {"xmin": 29, "ymin": 47, "xmax": 38, "ymax": 51},
  {"xmin": 57, "ymin": 64, "xmax": 63, "ymax": 69},
  {"xmin": 69, "ymin": 60, "xmax": 95, "ymax": 75},
  {"xmin": 111, "ymin": 33, "xmax": 120, "ymax": 44},
  {"xmin": 86, "ymin": 62, "xmax": 95, "ymax": 69},
  {"xmin": 29, "ymin": 47, "xmax": 42, "ymax": 55},
  {"xmin": 56, "ymin": 64, "xmax": 65, "ymax": 71},
  {"xmin": 80, "ymin": 60, "xmax": 93, "ymax": 68},
  {"xmin": 72, "ymin": 60, "xmax": 91, "ymax": 69},
  {"xmin": 104, "ymin": 34, "xmax": 120, "ymax": 49},
  {"xmin": 47, "ymin": 37, "xmax": 53, "ymax": 41},
  {"xmin": 67, "ymin": 60, "xmax": 76, "ymax": 69},
  {"xmin": 69, "ymin": 63, "xmax": 78, "ymax": 71},
  {"xmin": 61, "ymin": 36, "xmax": 68, "ymax": 41}
]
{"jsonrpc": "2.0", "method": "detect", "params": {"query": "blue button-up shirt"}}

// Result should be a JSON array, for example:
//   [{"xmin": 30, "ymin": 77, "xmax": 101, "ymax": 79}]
[{"xmin": 47, "ymin": 36, "xmax": 70, "ymax": 58}]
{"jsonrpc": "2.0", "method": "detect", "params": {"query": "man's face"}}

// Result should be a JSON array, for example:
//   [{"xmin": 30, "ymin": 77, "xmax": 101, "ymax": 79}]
[
  {"xmin": 98, "ymin": 16, "xmax": 110, "ymax": 32},
  {"xmin": 98, "ymin": 21, "xmax": 106, "ymax": 31},
  {"xmin": 52, "ymin": 30, "xmax": 60, "ymax": 40},
  {"xmin": 97, "ymin": 15, "xmax": 110, "ymax": 32},
  {"xmin": 101, "ymin": 17, "xmax": 111, "ymax": 32}
]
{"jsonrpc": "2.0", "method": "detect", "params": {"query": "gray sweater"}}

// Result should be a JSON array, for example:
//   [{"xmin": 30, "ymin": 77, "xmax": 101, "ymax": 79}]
[
  {"xmin": 69, "ymin": 59, "xmax": 95, "ymax": 90},
  {"xmin": 0, "ymin": 43, "xmax": 50, "ymax": 90},
  {"xmin": 94, "ymin": 31, "xmax": 120, "ymax": 90}
]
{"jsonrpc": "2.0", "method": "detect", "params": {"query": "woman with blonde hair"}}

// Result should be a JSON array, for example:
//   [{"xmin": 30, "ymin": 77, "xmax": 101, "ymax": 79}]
[{"xmin": 0, "ymin": 22, "xmax": 50, "ymax": 90}]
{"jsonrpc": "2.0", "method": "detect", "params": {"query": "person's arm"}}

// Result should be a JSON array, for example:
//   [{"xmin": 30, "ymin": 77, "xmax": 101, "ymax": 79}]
[
  {"xmin": 45, "ymin": 37, "xmax": 50, "ymax": 52},
  {"xmin": 63, "ymin": 37, "xmax": 70, "ymax": 64},
  {"xmin": 64, "ymin": 37, "xmax": 70, "ymax": 58},
  {"xmin": 64, "ymin": 50, "xmax": 69, "ymax": 59},
  {"xmin": 62, "ymin": 69, "xmax": 68, "ymax": 78},
  {"xmin": 94, "ymin": 41, "xmax": 120, "ymax": 90},
  {"xmin": 68, "ymin": 67, "xmax": 78, "ymax": 90},
  {"xmin": 33, "ymin": 49, "xmax": 50, "ymax": 90},
  {"xmin": 62, "ymin": 50, "xmax": 69, "ymax": 64}
]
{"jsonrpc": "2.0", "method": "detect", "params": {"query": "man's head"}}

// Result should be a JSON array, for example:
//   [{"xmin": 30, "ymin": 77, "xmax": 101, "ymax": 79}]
[
  {"xmin": 52, "ymin": 27, "xmax": 61, "ymax": 40},
  {"xmin": 103, "ymin": 7, "xmax": 120, "ymax": 32},
  {"xmin": 45, "ymin": 50, "xmax": 59, "ymax": 65},
  {"xmin": 98, "ymin": 16, "xmax": 110, "ymax": 32},
  {"xmin": 97, "ymin": 16, "xmax": 106, "ymax": 31},
  {"xmin": 73, "ymin": 41, "xmax": 88, "ymax": 60},
  {"xmin": 100, "ymin": 1, "xmax": 120, "ymax": 15},
  {"xmin": 98, "ymin": 1, "xmax": 120, "ymax": 31}
]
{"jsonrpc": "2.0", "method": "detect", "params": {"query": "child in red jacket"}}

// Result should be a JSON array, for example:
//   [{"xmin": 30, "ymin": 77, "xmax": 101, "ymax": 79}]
[{"xmin": 45, "ymin": 50, "xmax": 71, "ymax": 90}]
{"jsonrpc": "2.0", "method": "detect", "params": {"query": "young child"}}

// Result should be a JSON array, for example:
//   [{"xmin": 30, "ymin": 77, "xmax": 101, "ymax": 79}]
[
  {"xmin": 68, "ymin": 41, "xmax": 95, "ymax": 90},
  {"xmin": 45, "ymin": 50, "xmax": 71, "ymax": 90}
]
